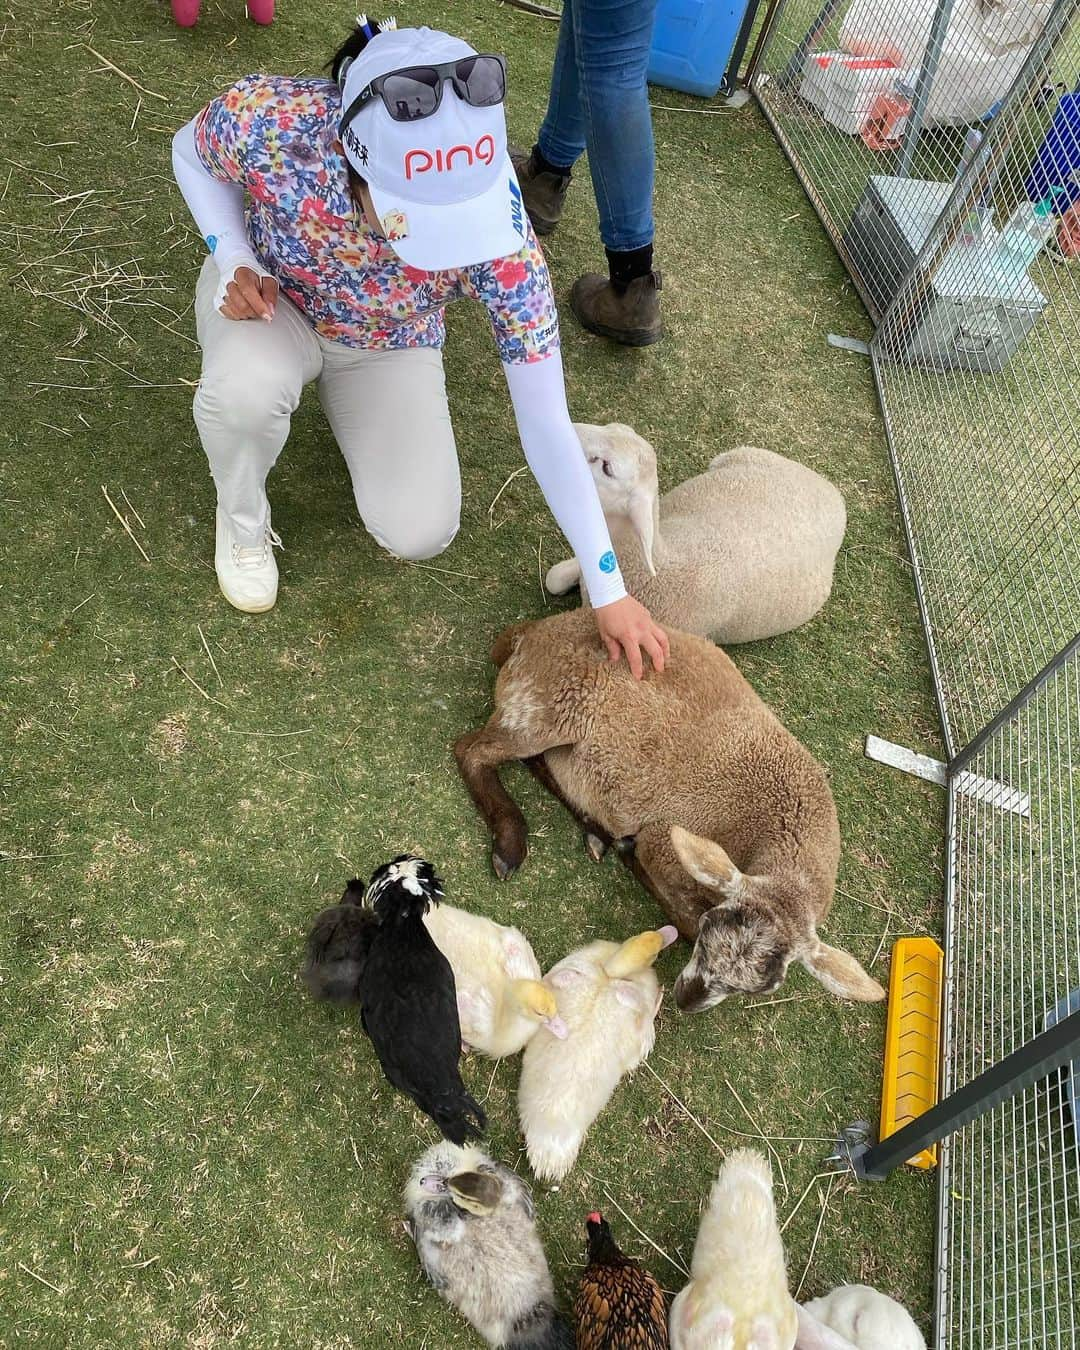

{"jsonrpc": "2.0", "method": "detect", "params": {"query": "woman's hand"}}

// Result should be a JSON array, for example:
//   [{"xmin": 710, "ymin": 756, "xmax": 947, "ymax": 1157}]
[
  {"xmin": 219, "ymin": 266, "xmax": 279, "ymax": 321},
  {"xmin": 595, "ymin": 596, "xmax": 670, "ymax": 680}
]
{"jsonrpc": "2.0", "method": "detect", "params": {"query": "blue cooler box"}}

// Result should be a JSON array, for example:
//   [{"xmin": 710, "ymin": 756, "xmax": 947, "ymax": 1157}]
[{"xmin": 648, "ymin": 0, "xmax": 752, "ymax": 98}]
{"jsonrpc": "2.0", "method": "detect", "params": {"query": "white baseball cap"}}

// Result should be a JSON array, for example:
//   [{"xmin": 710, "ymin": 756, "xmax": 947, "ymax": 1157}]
[{"xmin": 338, "ymin": 26, "xmax": 527, "ymax": 270}]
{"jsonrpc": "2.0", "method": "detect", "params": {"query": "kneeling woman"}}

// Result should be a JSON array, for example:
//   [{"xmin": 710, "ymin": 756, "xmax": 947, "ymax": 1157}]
[{"xmin": 171, "ymin": 17, "xmax": 666, "ymax": 676}]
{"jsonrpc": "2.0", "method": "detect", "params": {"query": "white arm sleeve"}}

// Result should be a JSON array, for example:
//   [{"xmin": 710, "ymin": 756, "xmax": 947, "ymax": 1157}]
[
  {"xmin": 503, "ymin": 356, "xmax": 627, "ymax": 609},
  {"xmin": 171, "ymin": 116, "xmax": 273, "ymax": 308}
]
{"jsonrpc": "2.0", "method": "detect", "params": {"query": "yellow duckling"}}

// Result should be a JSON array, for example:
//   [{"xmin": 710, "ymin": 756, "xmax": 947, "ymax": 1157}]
[{"xmin": 424, "ymin": 903, "xmax": 568, "ymax": 1058}]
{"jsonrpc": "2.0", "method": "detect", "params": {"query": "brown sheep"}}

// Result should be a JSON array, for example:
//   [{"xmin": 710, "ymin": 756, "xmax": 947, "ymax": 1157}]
[{"xmin": 454, "ymin": 609, "xmax": 884, "ymax": 1011}]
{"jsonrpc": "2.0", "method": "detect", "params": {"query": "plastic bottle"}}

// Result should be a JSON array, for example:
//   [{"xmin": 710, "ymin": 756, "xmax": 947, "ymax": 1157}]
[
  {"xmin": 996, "ymin": 190, "xmax": 1063, "ymax": 276},
  {"xmin": 956, "ymin": 127, "xmax": 983, "ymax": 179}
]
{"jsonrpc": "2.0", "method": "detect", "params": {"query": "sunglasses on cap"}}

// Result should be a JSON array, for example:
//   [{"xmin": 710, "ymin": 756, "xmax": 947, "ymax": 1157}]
[{"xmin": 341, "ymin": 53, "xmax": 507, "ymax": 127}]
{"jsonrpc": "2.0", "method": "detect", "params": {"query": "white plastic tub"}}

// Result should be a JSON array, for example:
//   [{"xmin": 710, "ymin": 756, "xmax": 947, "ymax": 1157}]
[{"xmin": 800, "ymin": 51, "xmax": 915, "ymax": 134}]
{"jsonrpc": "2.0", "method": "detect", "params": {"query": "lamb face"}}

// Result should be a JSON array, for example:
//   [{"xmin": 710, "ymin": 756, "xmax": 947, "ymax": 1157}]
[
  {"xmin": 668, "ymin": 827, "xmax": 885, "ymax": 1009},
  {"xmin": 573, "ymin": 422, "xmax": 659, "ymax": 574},
  {"xmin": 674, "ymin": 901, "xmax": 794, "ymax": 1012},
  {"xmin": 573, "ymin": 422, "xmax": 654, "ymax": 507}
]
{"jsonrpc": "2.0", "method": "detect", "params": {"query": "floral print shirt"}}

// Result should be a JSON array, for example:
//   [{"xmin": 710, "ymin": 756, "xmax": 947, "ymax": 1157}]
[{"xmin": 194, "ymin": 74, "xmax": 560, "ymax": 362}]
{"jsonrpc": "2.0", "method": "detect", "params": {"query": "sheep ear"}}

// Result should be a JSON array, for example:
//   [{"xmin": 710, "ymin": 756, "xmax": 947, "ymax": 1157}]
[
  {"xmin": 670, "ymin": 826, "xmax": 742, "ymax": 897},
  {"xmin": 801, "ymin": 939, "xmax": 886, "ymax": 1002},
  {"xmin": 626, "ymin": 486, "xmax": 656, "ymax": 576},
  {"xmin": 795, "ymin": 1305, "xmax": 860, "ymax": 1350}
]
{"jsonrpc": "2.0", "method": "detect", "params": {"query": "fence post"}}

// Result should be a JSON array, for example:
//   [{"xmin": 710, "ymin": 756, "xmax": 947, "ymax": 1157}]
[
  {"xmin": 948, "ymin": 631, "xmax": 1080, "ymax": 774},
  {"xmin": 896, "ymin": 0, "xmax": 958, "ymax": 177}
]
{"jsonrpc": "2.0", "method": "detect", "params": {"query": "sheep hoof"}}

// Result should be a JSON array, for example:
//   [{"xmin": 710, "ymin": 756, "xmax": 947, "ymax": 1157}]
[
  {"xmin": 614, "ymin": 835, "xmax": 636, "ymax": 857},
  {"xmin": 584, "ymin": 832, "xmax": 609, "ymax": 863},
  {"xmin": 492, "ymin": 850, "xmax": 521, "ymax": 880},
  {"xmin": 492, "ymin": 816, "xmax": 527, "ymax": 879}
]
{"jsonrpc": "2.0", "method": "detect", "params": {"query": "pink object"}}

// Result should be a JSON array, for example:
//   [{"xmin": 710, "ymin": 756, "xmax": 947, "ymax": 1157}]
[
  {"xmin": 860, "ymin": 91, "xmax": 912, "ymax": 150},
  {"xmin": 1057, "ymin": 203, "xmax": 1080, "ymax": 259},
  {"xmin": 169, "ymin": 0, "xmax": 274, "ymax": 25},
  {"xmin": 800, "ymin": 51, "xmax": 915, "ymax": 136}
]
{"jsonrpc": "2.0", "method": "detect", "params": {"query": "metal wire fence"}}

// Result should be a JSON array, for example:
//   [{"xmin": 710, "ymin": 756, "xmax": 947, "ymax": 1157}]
[
  {"xmin": 871, "ymin": 1, "xmax": 1080, "ymax": 751},
  {"xmin": 940, "ymin": 647, "xmax": 1079, "ymax": 1349},
  {"xmin": 747, "ymin": 0, "xmax": 1080, "ymax": 1344}
]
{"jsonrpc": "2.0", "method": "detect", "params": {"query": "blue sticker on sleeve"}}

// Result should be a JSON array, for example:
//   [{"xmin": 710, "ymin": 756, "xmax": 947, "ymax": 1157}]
[
  {"xmin": 205, "ymin": 234, "xmax": 218, "ymax": 253},
  {"xmin": 598, "ymin": 551, "xmax": 617, "ymax": 574}
]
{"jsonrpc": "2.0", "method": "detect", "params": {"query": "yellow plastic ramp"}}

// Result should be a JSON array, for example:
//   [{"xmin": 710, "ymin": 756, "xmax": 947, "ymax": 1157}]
[{"xmin": 880, "ymin": 936, "xmax": 944, "ymax": 1169}]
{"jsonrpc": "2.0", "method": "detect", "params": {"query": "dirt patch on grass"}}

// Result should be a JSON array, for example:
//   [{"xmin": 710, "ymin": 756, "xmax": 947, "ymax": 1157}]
[{"xmin": 150, "ymin": 714, "xmax": 189, "ymax": 759}]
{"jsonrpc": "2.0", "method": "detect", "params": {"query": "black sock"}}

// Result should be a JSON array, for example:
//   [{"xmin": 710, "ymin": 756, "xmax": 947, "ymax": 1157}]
[
  {"xmin": 532, "ymin": 143, "xmax": 573, "ymax": 177},
  {"xmin": 606, "ymin": 244, "xmax": 654, "ymax": 288}
]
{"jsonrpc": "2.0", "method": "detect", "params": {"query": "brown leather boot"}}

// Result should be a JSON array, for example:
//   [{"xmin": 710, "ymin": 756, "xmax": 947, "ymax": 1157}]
[
  {"xmin": 570, "ymin": 270, "xmax": 663, "ymax": 347},
  {"xmin": 509, "ymin": 146, "xmax": 571, "ymax": 237}
]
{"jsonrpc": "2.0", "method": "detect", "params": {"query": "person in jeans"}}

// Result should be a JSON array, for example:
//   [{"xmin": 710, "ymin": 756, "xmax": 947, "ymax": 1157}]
[
  {"xmin": 169, "ymin": 19, "xmax": 667, "ymax": 677},
  {"xmin": 513, "ymin": 0, "xmax": 662, "ymax": 347}
]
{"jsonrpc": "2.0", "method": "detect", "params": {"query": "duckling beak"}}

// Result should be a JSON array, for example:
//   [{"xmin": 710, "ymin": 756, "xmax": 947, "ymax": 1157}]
[
  {"xmin": 658, "ymin": 925, "xmax": 679, "ymax": 948},
  {"xmin": 544, "ymin": 1014, "xmax": 569, "ymax": 1040},
  {"xmin": 420, "ymin": 1174, "xmax": 448, "ymax": 1194}
]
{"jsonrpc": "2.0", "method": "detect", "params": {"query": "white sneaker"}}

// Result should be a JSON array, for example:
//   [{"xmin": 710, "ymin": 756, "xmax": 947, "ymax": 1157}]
[{"xmin": 215, "ymin": 507, "xmax": 281, "ymax": 613}]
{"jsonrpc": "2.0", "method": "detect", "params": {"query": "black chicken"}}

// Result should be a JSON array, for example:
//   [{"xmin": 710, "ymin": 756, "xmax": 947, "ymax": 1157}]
[
  {"xmin": 302, "ymin": 878, "xmax": 377, "ymax": 1003},
  {"xmin": 359, "ymin": 855, "xmax": 486, "ymax": 1145}
]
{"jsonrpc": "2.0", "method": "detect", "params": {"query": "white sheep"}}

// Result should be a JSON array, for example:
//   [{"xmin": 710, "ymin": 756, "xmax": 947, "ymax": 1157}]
[{"xmin": 545, "ymin": 425, "xmax": 846, "ymax": 644}]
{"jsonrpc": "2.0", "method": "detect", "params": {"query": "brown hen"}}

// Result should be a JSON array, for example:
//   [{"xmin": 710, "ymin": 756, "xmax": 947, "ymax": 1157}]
[{"xmin": 574, "ymin": 1212, "xmax": 669, "ymax": 1349}]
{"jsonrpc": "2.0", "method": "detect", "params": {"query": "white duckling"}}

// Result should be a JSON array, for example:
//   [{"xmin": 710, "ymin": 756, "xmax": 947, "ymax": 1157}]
[
  {"xmin": 796, "ymin": 1286, "xmax": 926, "ymax": 1350},
  {"xmin": 518, "ymin": 925, "xmax": 677, "ymax": 1183},
  {"xmin": 404, "ymin": 1141, "xmax": 574, "ymax": 1348},
  {"xmin": 423, "ymin": 903, "xmax": 568, "ymax": 1058}
]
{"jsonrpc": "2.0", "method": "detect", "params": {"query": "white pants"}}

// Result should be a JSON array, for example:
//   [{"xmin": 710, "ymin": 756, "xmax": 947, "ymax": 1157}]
[{"xmin": 193, "ymin": 257, "xmax": 461, "ymax": 558}]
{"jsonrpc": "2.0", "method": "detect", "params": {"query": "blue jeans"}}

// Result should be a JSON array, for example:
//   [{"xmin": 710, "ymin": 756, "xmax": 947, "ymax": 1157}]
[{"xmin": 537, "ymin": 0, "xmax": 658, "ymax": 253}]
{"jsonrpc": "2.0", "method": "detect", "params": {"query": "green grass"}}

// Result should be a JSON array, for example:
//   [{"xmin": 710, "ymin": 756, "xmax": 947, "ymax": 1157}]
[{"xmin": 2, "ymin": 1, "xmax": 943, "ymax": 1344}]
